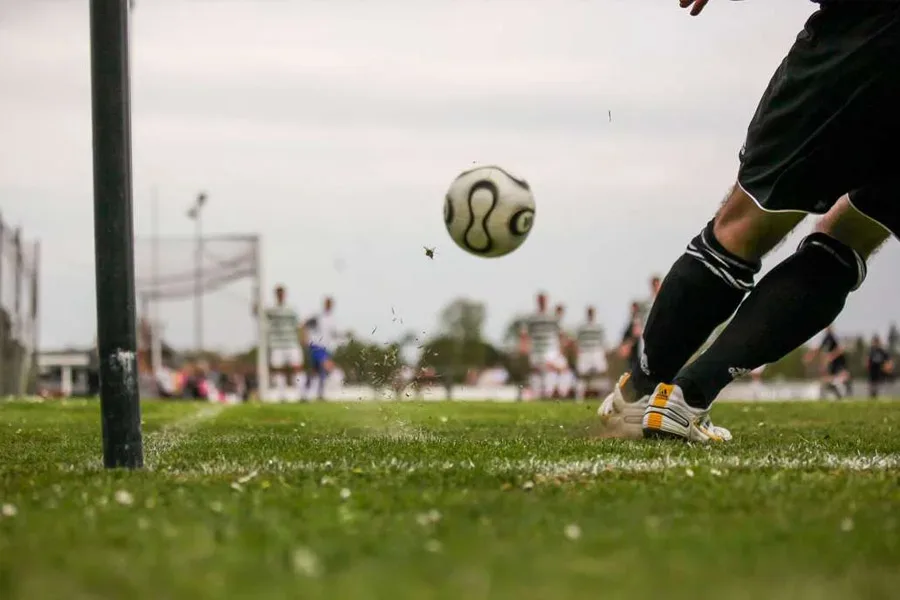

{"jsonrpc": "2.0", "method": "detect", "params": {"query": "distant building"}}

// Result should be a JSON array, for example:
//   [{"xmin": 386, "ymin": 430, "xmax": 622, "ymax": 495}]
[{"xmin": 37, "ymin": 348, "xmax": 97, "ymax": 398}]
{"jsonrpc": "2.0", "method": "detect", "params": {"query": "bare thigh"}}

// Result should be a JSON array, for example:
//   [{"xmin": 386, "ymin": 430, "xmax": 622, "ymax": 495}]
[
  {"xmin": 711, "ymin": 184, "xmax": 807, "ymax": 262},
  {"xmin": 815, "ymin": 196, "xmax": 891, "ymax": 260},
  {"xmin": 711, "ymin": 186, "xmax": 892, "ymax": 263}
]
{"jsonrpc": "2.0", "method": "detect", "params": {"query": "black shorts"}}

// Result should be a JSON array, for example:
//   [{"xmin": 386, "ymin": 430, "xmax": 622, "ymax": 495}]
[
  {"xmin": 827, "ymin": 356, "xmax": 848, "ymax": 376},
  {"xmin": 737, "ymin": 3, "xmax": 900, "ymax": 236}
]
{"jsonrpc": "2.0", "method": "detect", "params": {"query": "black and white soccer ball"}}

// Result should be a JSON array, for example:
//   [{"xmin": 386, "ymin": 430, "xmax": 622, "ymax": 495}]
[{"xmin": 443, "ymin": 165, "xmax": 536, "ymax": 258}]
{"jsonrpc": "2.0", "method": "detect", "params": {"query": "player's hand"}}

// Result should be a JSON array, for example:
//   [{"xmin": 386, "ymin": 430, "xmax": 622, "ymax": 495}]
[{"xmin": 679, "ymin": 0, "xmax": 710, "ymax": 16}]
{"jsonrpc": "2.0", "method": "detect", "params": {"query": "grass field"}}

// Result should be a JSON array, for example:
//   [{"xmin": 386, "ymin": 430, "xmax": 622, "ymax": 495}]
[{"xmin": 1, "ymin": 398, "xmax": 899, "ymax": 600}]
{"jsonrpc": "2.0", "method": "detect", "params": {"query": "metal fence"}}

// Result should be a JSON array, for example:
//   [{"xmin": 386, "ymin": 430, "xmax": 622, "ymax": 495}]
[{"xmin": 0, "ymin": 212, "xmax": 40, "ymax": 396}]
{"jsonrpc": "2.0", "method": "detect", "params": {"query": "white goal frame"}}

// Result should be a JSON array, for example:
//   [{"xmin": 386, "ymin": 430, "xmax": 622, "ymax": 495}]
[{"xmin": 135, "ymin": 233, "xmax": 268, "ymax": 398}]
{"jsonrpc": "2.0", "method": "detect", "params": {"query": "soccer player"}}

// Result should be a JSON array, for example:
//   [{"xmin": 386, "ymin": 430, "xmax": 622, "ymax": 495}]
[
  {"xmin": 866, "ymin": 335, "xmax": 894, "ymax": 399},
  {"xmin": 521, "ymin": 293, "xmax": 567, "ymax": 399},
  {"xmin": 617, "ymin": 301, "xmax": 643, "ymax": 364},
  {"xmin": 637, "ymin": 275, "xmax": 662, "ymax": 325},
  {"xmin": 264, "ymin": 285, "xmax": 303, "ymax": 401},
  {"xmin": 601, "ymin": 0, "xmax": 898, "ymax": 442},
  {"xmin": 888, "ymin": 323, "xmax": 900, "ymax": 358},
  {"xmin": 555, "ymin": 304, "xmax": 577, "ymax": 399},
  {"xmin": 575, "ymin": 306, "xmax": 608, "ymax": 400},
  {"xmin": 304, "ymin": 296, "xmax": 341, "ymax": 401},
  {"xmin": 804, "ymin": 325, "xmax": 851, "ymax": 400}
]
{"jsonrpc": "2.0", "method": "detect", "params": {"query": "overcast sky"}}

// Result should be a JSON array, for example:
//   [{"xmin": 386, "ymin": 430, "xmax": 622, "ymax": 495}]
[{"xmin": 1, "ymin": 0, "xmax": 898, "ymax": 353}]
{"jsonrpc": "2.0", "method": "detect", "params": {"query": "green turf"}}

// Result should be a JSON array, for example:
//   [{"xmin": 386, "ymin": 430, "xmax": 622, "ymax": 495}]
[{"xmin": 1, "ymin": 399, "xmax": 899, "ymax": 600}]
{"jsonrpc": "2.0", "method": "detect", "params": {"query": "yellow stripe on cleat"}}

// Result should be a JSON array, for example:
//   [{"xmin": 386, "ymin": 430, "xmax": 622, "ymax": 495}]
[
  {"xmin": 651, "ymin": 384, "xmax": 673, "ymax": 408},
  {"xmin": 646, "ymin": 412, "xmax": 663, "ymax": 430}
]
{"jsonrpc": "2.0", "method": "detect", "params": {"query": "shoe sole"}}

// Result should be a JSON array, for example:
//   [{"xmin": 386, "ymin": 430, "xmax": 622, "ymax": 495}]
[{"xmin": 642, "ymin": 426, "xmax": 685, "ymax": 440}]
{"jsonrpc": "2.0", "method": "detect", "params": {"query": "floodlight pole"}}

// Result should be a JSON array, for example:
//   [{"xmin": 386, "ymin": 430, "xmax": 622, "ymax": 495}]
[
  {"xmin": 188, "ymin": 192, "xmax": 207, "ymax": 354},
  {"xmin": 90, "ymin": 0, "xmax": 143, "ymax": 468},
  {"xmin": 150, "ymin": 186, "xmax": 163, "ymax": 376}
]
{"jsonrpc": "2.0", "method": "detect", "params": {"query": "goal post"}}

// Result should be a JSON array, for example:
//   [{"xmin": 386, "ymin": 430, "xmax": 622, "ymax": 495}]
[
  {"xmin": 89, "ymin": 0, "xmax": 142, "ymax": 469},
  {"xmin": 133, "ymin": 234, "xmax": 268, "ymax": 397}
]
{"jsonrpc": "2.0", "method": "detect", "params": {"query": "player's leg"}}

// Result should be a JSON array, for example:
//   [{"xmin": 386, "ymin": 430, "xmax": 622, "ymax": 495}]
[
  {"xmin": 315, "ymin": 350, "xmax": 335, "ymax": 400},
  {"xmin": 531, "ymin": 372, "xmax": 542, "ymax": 400},
  {"xmin": 295, "ymin": 369, "xmax": 308, "ymax": 401},
  {"xmin": 625, "ymin": 185, "xmax": 802, "ymax": 402},
  {"xmin": 588, "ymin": 352, "xmax": 604, "ymax": 399},
  {"xmin": 285, "ymin": 347, "xmax": 304, "ymax": 402},
  {"xmin": 560, "ymin": 366, "xmax": 575, "ymax": 400},
  {"xmin": 269, "ymin": 349, "xmax": 287, "ymax": 401},
  {"xmin": 837, "ymin": 365, "xmax": 852, "ymax": 398},
  {"xmin": 283, "ymin": 366, "xmax": 297, "ymax": 402},
  {"xmin": 555, "ymin": 368, "xmax": 566, "ymax": 399},
  {"xmin": 553, "ymin": 353, "xmax": 572, "ymax": 399},
  {"xmin": 640, "ymin": 4, "xmax": 900, "ymax": 440},
  {"xmin": 648, "ymin": 197, "xmax": 891, "ymax": 439},
  {"xmin": 542, "ymin": 361, "xmax": 558, "ymax": 401},
  {"xmin": 827, "ymin": 367, "xmax": 845, "ymax": 400},
  {"xmin": 575, "ymin": 373, "xmax": 588, "ymax": 401},
  {"xmin": 824, "ymin": 373, "xmax": 841, "ymax": 400},
  {"xmin": 527, "ymin": 356, "xmax": 543, "ymax": 400},
  {"xmin": 600, "ymin": 185, "xmax": 801, "ymax": 437},
  {"xmin": 575, "ymin": 355, "xmax": 588, "ymax": 400}
]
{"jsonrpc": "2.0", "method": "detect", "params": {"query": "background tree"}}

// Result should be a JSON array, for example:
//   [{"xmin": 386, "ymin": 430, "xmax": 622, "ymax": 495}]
[
  {"xmin": 765, "ymin": 346, "xmax": 810, "ymax": 379},
  {"xmin": 332, "ymin": 338, "xmax": 403, "ymax": 388},
  {"xmin": 418, "ymin": 298, "xmax": 501, "ymax": 386}
]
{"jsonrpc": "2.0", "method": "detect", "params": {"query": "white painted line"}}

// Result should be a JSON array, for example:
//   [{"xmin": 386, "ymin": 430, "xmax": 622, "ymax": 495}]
[
  {"xmin": 144, "ymin": 404, "xmax": 227, "ymax": 469},
  {"xmin": 153, "ymin": 452, "xmax": 900, "ymax": 478}
]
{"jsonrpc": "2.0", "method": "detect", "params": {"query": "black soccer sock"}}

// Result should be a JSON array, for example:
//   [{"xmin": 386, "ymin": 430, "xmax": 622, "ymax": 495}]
[
  {"xmin": 628, "ymin": 220, "xmax": 760, "ymax": 398},
  {"xmin": 675, "ymin": 233, "xmax": 866, "ymax": 408}
]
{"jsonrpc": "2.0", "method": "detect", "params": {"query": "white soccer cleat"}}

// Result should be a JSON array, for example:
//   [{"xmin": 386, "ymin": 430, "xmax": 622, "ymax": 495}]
[
  {"xmin": 700, "ymin": 414, "xmax": 732, "ymax": 442},
  {"xmin": 642, "ymin": 383, "xmax": 731, "ymax": 443},
  {"xmin": 596, "ymin": 373, "xmax": 650, "ymax": 439}
]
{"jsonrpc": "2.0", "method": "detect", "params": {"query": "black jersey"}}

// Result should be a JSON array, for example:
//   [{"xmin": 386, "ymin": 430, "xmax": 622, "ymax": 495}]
[
  {"xmin": 868, "ymin": 347, "xmax": 891, "ymax": 380},
  {"xmin": 820, "ymin": 331, "xmax": 848, "ymax": 373}
]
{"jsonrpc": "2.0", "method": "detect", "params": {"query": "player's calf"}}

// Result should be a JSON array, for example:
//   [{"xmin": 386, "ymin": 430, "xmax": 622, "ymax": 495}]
[
  {"xmin": 673, "ymin": 226, "xmax": 873, "ymax": 412},
  {"xmin": 629, "ymin": 188, "xmax": 780, "ymax": 398},
  {"xmin": 527, "ymin": 369, "xmax": 544, "ymax": 400}
]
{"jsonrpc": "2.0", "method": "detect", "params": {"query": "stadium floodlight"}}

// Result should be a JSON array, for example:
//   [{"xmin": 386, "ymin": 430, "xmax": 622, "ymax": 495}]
[
  {"xmin": 89, "ymin": 0, "xmax": 143, "ymax": 469},
  {"xmin": 187, "ymin": 191, "xmax": 209, "ymax": 353}
]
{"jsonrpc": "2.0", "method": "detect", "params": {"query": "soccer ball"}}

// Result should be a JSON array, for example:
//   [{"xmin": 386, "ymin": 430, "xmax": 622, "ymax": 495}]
[{"xmin": 443, "ymin": 165, "xmax": 536, "ymax": 258}]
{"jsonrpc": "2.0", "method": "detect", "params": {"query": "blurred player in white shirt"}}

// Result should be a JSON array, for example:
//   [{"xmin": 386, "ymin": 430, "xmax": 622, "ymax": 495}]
[
  {"xmin": 304, "ymin": 296, "xmax": 341, "ymax": 400},
  {"xmin": 575, "ymin": 306, "xmax": 609, "ymax": 400},
  {"xmin": 264, "ymin": 285, "xmax": 303, "ymax": 401},
  {"xmin": 520, "ymin": 293, "xmax": 568, "ymax": 399}
]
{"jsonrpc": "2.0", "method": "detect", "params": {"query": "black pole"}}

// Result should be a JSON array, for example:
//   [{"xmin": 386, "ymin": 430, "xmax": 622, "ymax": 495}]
[{"xmin": 90, "ymin": 0, "xmax": 143, "ymax": 469}]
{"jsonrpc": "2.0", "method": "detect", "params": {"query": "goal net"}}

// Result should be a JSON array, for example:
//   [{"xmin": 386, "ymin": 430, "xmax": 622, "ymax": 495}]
[
  {"xmin": 133, "ymin": 234, "xmax": 267, "ymax": 399},
  {"xmin": 0, "ymin": 220, "xmax": 39, "ymax": 397}
]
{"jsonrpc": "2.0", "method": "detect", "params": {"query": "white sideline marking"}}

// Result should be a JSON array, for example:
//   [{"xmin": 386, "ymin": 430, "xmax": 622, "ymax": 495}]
[
  {"xmin": 162, "ymin": 452, "xmax": 900, "ymax": 478},
  {"xmin": 144, "ymin": 404, "xmax": 227, "ymax": 468}
]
